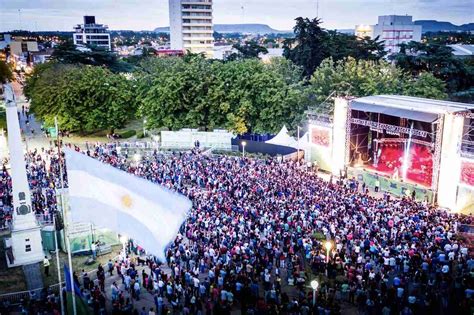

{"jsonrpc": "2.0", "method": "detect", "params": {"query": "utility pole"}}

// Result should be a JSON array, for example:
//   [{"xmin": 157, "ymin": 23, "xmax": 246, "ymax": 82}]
[{"xmin": 18, "ymin": 9, "xmax": 22, "ymax": 30}]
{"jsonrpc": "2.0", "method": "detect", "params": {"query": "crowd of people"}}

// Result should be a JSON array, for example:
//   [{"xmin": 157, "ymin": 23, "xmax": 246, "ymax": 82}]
[{"xmin": 1, "ymin": 142, "xmax": 473, "ymax": 314}]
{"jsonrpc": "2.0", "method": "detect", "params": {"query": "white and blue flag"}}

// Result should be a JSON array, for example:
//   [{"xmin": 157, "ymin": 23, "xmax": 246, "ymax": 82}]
[{"xmin": 64, "ymin": 148, "xmax": 191, "ymax": 261}]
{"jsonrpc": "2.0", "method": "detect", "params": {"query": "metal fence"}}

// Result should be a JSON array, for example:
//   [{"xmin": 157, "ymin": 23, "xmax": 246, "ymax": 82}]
[{"xmin": 0, "ymin": 282, "xmax": 62, "ymax": 305}]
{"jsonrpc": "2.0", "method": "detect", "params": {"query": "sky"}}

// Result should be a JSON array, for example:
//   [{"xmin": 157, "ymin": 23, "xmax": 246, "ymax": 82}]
[{"xmin": 0, "ymin": 0, "xmax": 472, "ymax": 32}]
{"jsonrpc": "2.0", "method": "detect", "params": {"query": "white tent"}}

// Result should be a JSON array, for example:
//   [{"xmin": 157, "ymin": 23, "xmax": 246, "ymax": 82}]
[
  {"xmin": 297, "ymin": 131, "xmax": 310, "ymax": 149},
  {"xmin": 265, "ymin": 125, "xmax": 298, "ymax": 148}
]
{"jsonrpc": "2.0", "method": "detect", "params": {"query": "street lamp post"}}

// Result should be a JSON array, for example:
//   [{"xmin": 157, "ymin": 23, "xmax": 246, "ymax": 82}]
[
  {"xmin": 119, "ymin": 235, "xmax": 127, "ymax": 259},
  {"xmin": 325, "ymin": 240, "xmax": 332, "ymax": 264},
  {"xmin": 242, "ymin": 141, "xmax": 247, "ymax": 158},
  {"xmin": 143, "ymin": 118, "xmax": 147, "ymax": 138},
  {"xmin": 297, "ymin": 126, "xmax": 300, "ymax": 160},
  {"xmin": 310, "ymin": 280, "xmax": 319, "ymax": 306},
  {"xmin": 325, "ymin": 240, "xmax": 332, "ymax": 277}
]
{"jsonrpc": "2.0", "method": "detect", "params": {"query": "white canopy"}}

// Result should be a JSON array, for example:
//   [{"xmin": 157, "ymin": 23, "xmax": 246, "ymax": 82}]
[
  {"xmin": 265, "ymin": 125, "xmax": 298, "ymax": 148},
  {"xmin": 297, "ymin": 131, "xmax": 310, "ymax": 148}
]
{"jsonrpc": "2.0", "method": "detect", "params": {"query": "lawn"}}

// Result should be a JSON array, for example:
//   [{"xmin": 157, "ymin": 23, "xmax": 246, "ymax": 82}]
[
  {"xmin": 0, "ymin": 238, "xmax": 122, "ymax": 294},
  {"xmin": 42, "ymin": 245, "xmax": 123, "ymax": 287}
]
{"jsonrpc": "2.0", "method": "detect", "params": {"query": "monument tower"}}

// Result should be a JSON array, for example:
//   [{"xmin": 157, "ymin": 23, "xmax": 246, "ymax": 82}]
[{"xmin": 3, "ymin": 84, "xmax": 43, "ymax": 267}]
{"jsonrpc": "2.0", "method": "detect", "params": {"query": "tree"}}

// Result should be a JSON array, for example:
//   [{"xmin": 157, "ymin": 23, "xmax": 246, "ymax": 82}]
[
  {"xmin": 26, "ymin": 63, "xmax": 137, "ymax": 133},
  {"xmin": 0, "ymin": 60, "xmax": 13, "ymax": 83},
  {"xmin": 135, "ymin": 56, "xmax": 307, "ymax": 134},
  {"xmin": 283, "ymin": 18, "xmax": 386, "ymax": 78},
  {"xmin": 390, "ymin": 41, "xmax": 474, "ymax": 95},
  {"xmin": 308, "ymin": 57, "xmax": 447, "ymax": 113},
  {"xmin": 404, "ymin": 72, "xmax": 447, "ymax": 100},
  {"xmin": 226, "ymin": 41, "xmax": 268, "ymax": 61},
  {"xmin": 283, "ymin": 18, "xmax": 330, "ymax": 78},
  {"xmin": 51, "ymin": 40, "xmax": 133, "ymax": 73},
  {"xmin": 326, "ymin": 31, "xmax": 386, "ymax": 61}
]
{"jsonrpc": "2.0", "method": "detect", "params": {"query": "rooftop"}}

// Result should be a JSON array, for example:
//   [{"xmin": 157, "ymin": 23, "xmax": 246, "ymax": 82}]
[
  {"xmin": 351, "ymin": 95, "xmax": 474, "ymax": 122},
  {"xmin": 448, "ymin": 44, "xmax": 474, "ymax": 56}
]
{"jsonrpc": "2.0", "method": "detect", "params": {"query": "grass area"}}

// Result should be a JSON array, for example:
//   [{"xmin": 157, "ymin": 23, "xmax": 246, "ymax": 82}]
[
  {"xmin": 0, "ymin": 265, "xmax": 28, "ymax": 293},
  {"xmin": 76, "ymin": 119, "xmax": 145, "ymax": 140},
  {"xmin": 0, "ymin": 239, "xmax": 122, "ymax": 294},
  {"xmin": 42, "ymin": 245, "xmax": 122, "ymax": 287}
]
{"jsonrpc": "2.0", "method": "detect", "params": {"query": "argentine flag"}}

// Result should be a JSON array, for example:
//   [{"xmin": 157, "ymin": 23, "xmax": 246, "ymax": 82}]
[{"xmin": 64, "ymin": 148, "xmax": 191, "ymax": 261}]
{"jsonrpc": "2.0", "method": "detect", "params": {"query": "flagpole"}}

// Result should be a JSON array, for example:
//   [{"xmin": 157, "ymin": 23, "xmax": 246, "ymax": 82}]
[
  {"xmin": 52, "ymin": 212, "xmax": 65, "ymax": 315},
  {"xmin": 55, "ymin": 116, "xmax": 77, "ymax": 315}
]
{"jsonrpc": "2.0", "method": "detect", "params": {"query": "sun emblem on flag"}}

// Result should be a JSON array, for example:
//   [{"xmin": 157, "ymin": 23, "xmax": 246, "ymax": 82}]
[{"xmin": 121, "ymin": 194, "xmax": 133, "ymax": 208}]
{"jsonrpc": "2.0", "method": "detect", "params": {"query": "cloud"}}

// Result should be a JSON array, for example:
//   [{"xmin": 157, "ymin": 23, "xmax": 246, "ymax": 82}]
[{"xmin": 0, "ymin": 0, "xmax": 471, "ymax": 31}]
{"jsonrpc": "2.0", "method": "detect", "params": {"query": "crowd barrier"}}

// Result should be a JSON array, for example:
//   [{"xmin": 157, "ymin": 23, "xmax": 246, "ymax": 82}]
[{"xmin": 0, "ymin": 282, "xmax": 62, "ymax": 305}]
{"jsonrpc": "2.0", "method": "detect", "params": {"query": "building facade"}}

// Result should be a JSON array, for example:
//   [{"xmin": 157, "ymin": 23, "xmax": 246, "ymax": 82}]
[
  {"xmin": 9, "ymin": 40, "xmax": 39, "ymax": 57},
  {"xmin": 73, "ymin": 16, "xmax": 111, "ymax": 50},
  {"xmin": 355, "ymin": 15, "xmax": 422, "ymax": 54},
  {"xmin": 169, "ymin": 0, "xmax": 214, "ymax": 57},
  {"xmin": 0, "ymin": 33, "xmax": 12, "ymax": 50}
]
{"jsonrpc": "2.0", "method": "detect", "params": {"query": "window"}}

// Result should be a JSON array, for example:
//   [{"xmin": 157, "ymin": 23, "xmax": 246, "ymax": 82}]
[
  {"xmin": 25, "ymin": 238, "xmax": 30, "ymax": 242},
  {"xmin": 25, "ymin": 245, "xmax": 31, "ymax": 252}
]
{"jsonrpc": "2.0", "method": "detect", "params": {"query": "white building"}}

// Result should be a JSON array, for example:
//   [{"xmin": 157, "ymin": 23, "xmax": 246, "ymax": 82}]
[
  {"xmin": 355, "ymin": 15, "xmax": 422, "ymax": 54},
  {"xmin": 448, "ymin": 44, "xmax": 474, "ymax": 58},
  {"xmin": 73, "ymin": 16, "xmax": 111, "ymax": 50},
  {"xmin": 169, "ymin": 0, "xmax": 214, "ymax": 57},
  {"xmin": 0, "ymin": 33, "xmax": 12, "ymax": 50}
]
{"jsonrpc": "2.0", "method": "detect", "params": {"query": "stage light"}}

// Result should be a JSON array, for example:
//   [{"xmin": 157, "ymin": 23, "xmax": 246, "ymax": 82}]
[
  {"xmin": 133, "ymin": 153, "xmax": 141, "ymax": 162},
  {"xmin": 310, "ymin": 280, "xmax": 319, "ymax": 290},
  {"xmin": 325, "ymin": 241, "xmax": 332, "ymax": 251},
  {"xmin": 437, "ymin": 113, "xmax": 464, "ymax": 210},
  {"xmin": 332, "ymin": 98, "xmax": 349, "ymax": 176}
]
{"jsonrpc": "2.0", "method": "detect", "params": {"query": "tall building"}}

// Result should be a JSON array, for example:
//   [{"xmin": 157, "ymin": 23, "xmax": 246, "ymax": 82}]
[
  {"xmin": 169, "ymin": 0, "xmax": 214, "ymax": 57},
  {"xmin": 73, "ymin": 16, "xmax": 111, "ymax": 50},
  {"xmin": 355, "ymin": 15, "xmax": 422, "ymax": 54}
]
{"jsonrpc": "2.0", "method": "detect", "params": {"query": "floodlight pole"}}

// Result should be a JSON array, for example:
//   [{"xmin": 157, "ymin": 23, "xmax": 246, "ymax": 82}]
[{"xmin": 55, "ymin": 117, "xmax": 77, "ymax": 315}]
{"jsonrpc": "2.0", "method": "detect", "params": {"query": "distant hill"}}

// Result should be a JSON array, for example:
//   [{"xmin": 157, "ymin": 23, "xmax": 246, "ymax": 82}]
[
  {"xmin": 415, "ymin": 20, "xmax": 474, "ymax": 33},
  {"xmin": 154, "ymin": 24, "xmax": 291, "ymax": 34},
  {"xmin": 154, "ymin": 21, "xmax": 474, "ymax": 35}
]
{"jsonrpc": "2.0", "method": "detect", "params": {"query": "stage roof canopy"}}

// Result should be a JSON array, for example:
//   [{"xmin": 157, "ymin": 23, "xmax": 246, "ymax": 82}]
[{"xmin": 351, "ymin": 95, "xmax": 474, "ymax": 123}]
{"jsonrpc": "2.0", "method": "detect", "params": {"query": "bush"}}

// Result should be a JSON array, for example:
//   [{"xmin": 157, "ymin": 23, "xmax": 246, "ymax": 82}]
[
  {"xmin": 313, "ymin": 231, "xmax": 326, "ymax": 241},
  {"xmin": 117, "ymin": 129, "xmax": 136, "ymax": 138},
  {"xmin": 136, "ymin": 130, "xmax": 145, "ymax": 139}
]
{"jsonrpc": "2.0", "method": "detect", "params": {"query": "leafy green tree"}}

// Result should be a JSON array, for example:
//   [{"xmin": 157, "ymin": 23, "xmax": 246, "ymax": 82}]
[
  {"xmin": 135, "ymin": 56, "xmax": 307, "ymax": 134},
  {"xmin": 404, "ymin": 72, "xmax": 447, "ymax": 100},
  {"xmin": 226, "ymin": 41, "xmax": 268, "ymax": 61},
  {"xmin": 326, "ymin": 32, "xmax": 386, "ymax": 61},
  {"xmin": 136, "ymin": 56, "xmax": 218, "ymax": 131},
  {"xmin": 308, "ymin": 57, "xmax": 447, "ymax": 113},
  {"xmin": 51, "ymin": 40, "xmax": 133, "ymax": 73},
  {"xmin": 283, "ymin": 18, "xmax": 386, "ymax": 78},
  {"xmin": 283, "ymin": 18, "xmax": 330, "ymax": 78},
  {"xmin": 26, "ymin": 63, "xmax": 137, "ymax": 133},
  {"xmin": 390, "ymin": 41, "xmax": 473, "ymax": 94},
  {"xmin": 0, "ymin": 60, "xmax": 13, "ymax": 83}
]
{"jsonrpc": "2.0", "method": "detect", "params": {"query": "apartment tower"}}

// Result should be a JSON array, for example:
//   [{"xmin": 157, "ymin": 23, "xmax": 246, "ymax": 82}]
[
  {"xmin": 169, "ymin": 0, "xmax": 214, "ymax": 57},
  {"xmin": 355, "ymin": 15, "xmax": 422, "ymax": 54}
]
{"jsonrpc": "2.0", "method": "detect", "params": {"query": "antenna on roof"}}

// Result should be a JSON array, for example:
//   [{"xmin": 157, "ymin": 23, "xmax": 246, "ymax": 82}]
[{"xmin": 18, "ymin": 9, "xmax": 22, "ymax": 30}]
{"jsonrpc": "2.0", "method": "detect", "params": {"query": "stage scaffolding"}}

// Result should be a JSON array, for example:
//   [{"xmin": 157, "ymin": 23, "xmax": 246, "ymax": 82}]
[{"xmin": 459, "ymin": 112, "xmax": 474, "ymax": 158}]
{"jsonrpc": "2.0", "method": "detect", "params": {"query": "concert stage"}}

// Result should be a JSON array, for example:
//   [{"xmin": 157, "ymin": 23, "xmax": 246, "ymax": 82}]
[
  {"xmin": 347, "ymin": 167, "xmax": 434, "ymax": 202},
  {"xmin": 307, "ymin": 95, "xmax": 474, "ymax": 213}
]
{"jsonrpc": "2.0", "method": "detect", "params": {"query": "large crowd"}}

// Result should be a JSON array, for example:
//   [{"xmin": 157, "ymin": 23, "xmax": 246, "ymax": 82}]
[{"xmin": 1, "ymin": 142, "xmax": 473, "ymax": 315}]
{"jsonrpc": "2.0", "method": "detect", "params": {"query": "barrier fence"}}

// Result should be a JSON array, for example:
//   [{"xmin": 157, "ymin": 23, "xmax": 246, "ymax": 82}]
[{"xmin": 0, "ymin": 282, "xmax": 62, "ymax": 305}]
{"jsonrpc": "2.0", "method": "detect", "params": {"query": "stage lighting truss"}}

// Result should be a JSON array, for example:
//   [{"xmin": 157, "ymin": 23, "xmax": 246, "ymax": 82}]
[
  {"xmin": 431, "ymin": 116, "xmax": 444, "ymax": 191},
  {"xmin": 459, "ymin": 113, "xmax": 474, "ymax": 156},
  {"xmin": 350, "ymin": 118, "xmax": 429, "ymax": 138}
]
